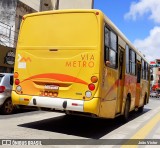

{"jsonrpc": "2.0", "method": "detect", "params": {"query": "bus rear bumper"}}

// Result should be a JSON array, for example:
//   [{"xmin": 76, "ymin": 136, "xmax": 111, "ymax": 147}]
[
  {"xmin": 12, "ymin": 91, "xmax": 99, "ymax": 115},
  {"xmin": 29, "ymin": 96, "xmax": 84, "ymax": 112}
]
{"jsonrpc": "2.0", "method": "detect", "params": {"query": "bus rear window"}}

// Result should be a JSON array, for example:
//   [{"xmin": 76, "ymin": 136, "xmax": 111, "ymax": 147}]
[{"xmin": 19, "ymin": 13, "xmax": 98, "ymax": 47}]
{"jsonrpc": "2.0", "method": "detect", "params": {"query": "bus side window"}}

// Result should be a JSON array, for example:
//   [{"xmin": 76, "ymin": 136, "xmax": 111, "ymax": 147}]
[
  {"xmin": 104, "ymin": 27, "xmax": 109, "ymax": 62},
  {"xmin": 104, "ymin": 26, "xmax": 117, "ymax": 68},
  {"xmin": 126, "ymin": 45, "xmax": 129, "ymax": 73}
]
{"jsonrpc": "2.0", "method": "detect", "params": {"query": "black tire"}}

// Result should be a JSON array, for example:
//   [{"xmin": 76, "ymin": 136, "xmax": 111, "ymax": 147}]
[
  {"xmin": 1, "ymin": 98, "xmax": 14, "ymax": 115},
  {"xmin": 139, "ymin": 95, "xmax": 146, "ymax": 113},
  {"xmin": 123, "ymin": 99, "xmax": 130, "ymax": 122},
  {"xmin": 138, "ymin": 94, "xmax": 148, "ymax": 113},
  {"xmin": 138, "ymin": 106, "xmax": 144, "ymax": 113}
]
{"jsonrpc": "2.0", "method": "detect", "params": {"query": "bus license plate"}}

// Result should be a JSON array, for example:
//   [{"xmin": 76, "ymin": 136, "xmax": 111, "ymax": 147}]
[{"xmin": 44, "ymin": 85, "xmax": 59, "ymax": 90}]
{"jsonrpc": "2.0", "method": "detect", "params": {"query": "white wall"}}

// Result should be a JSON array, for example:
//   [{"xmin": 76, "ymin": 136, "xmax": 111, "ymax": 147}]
[
  {"xmin": 0, "ymin": 0, "xmax": 17, "ymax": 47},
  {"xmin": 19, "ymin": 0, "xmax": 40, "ymax": 11},
  {"xmin": 58, "ymin": 0, "xmax": 93, "ymax": 9}
]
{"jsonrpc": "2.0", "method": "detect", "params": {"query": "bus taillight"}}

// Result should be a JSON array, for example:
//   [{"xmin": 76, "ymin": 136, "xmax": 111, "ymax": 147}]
[
  {"xmin": 91, "ymin": 76, "xmax": 98, "ymax": 83},
  {"xmin": 85, "ymin": 91, "xmax": 92, "ymax": 98},
  {"xmin": 88, "ymin": 83, "xmax": 95, "ymax": 91},
  {"xmin": 15, "ymin": 79, "xmax": 20, "ymax": 85},
  {"xmin": 16, "ymin": 85, "xmax": 22, "ymax": 92},
  {"xmin": 14, "ymin": 72, "xmax": 19, "ymax": 78}
]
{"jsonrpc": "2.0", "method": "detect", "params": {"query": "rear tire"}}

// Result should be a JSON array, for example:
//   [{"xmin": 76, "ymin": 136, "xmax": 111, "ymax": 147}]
[
  {"xmin": 1, "ymin": 98, "xmax": 14, "ymax": 115},
  {"xmin": 138, "ymin": 106, "xmax": 144, "ymax": 113},
  {"xmin": 122, "ymin": 99, "xmax": 130, "ymax": 122},
  {"xmin": 138, "ymin": 94, "xmax": 146, "ymax": 113}
]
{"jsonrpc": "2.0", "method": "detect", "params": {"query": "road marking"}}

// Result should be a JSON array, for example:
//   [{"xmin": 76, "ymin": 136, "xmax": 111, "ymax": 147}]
[{"xmin": 121, "ymin": 111, "xmax": 160, "ymax": 148}]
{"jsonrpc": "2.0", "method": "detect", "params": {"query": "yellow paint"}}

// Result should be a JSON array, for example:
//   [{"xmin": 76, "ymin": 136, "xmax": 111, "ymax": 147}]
[
  {"xmin": 84, "ymin": 97, "xmax": 100, "ymax": 115},
  {"xmin": 12, "ymin": 9, "xmax": 103, "ymax": 115}
]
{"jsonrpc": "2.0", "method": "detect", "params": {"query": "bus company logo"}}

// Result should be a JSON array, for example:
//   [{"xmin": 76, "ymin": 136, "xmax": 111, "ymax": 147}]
[
  {"xmin": 66, "ymin": 54, "xmax": 95, "ymax": 68},
  {"xmin": 18, "ymin": 54, "xmax": 31, "ymax": 62},
  {"xmin": 17, "ymin": 54, "xmax": 32, "ymax": 69}
]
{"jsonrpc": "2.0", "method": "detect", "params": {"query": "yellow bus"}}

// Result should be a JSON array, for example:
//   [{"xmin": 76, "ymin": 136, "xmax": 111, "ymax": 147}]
[{"xmin": 12, "ymin": 9, "xmax": 150, "ymax": 121}]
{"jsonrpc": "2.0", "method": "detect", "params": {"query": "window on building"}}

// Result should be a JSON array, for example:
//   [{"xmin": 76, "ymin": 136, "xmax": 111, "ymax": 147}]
[{"xmin": 104, "ymin": 26, "xmax": 118, "ymax": 68}]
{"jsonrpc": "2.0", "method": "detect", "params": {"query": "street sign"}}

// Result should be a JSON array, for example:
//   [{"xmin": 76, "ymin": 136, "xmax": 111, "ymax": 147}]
[{"xmin": 150, "ymin": 64, "xmax": 160, "ymax": 68}]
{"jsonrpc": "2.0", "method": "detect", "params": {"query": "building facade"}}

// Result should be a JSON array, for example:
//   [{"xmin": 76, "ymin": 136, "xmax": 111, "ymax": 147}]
[
  {"xmin": 19, "ymin": 0, "xmax": 40, "ymax": 12},
  {"xmin": 40, "ymin": 0, "xmax": 94, "ymax": 11},
  {"xmin": 0, "ymin": 45, "xmax": 15, "ymax": 73},
  {"xmin": 58, "ymin": 0, "xmax": 94, "ymax": 9},
  {"xmin": 150, "ymin": 59, "xmax": 160, "ymax": 91},
  {"xmin": 0, "ymin": 0, "xmax": 40, "ymax": 73},
  {"xmin": 14, "ymin": 0, "xmax": 38, "ymax": 46},
  {"xmin": 0, "ymin": 0, "xmax": 17, "ymax": 47}
]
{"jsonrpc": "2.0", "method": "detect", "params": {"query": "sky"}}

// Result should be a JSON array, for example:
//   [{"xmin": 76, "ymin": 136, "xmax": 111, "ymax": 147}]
[{"xmin": 94, "ymin": 0, "xmax": 160, "ymax": 62}]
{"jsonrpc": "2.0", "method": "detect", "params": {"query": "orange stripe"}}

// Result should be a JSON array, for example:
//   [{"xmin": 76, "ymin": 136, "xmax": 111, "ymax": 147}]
[
  {"xmin": 21, "ymin": 73, "xmax": 88, "ymax": 85},
  {"xmin": 102, "ymin": 75, "xmax": 137, "ymax": 102},
  {"xmin": 103, "ymin": 79, "xmax": 119, "ymax": 100}
]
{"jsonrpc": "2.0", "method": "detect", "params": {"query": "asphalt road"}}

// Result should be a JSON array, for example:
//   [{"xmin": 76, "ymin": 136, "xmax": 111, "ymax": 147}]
[{"xmin": 0, "ymin": 97, "xmax": 160, "ymax": 147}]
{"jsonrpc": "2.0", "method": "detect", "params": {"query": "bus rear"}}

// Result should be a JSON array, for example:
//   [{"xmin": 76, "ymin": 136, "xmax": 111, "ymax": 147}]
[{"xmin": 12, "ymin": 10, "xmax": 103, "ymax": 116}]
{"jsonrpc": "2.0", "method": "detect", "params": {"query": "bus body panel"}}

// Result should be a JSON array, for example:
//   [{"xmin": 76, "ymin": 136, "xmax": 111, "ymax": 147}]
[
  {"xmin": 12, "ymin": 9, "xmax": 150, "ymax": 119},
  {"xmin": 14, "ymin": 49, "xmax": 100, "ymax": 100},
  {"xmin": 99, "ymin": 68, "xmax": 118, "ymax": 118},
  {"xmin": 12, "ymin": 10, "xmax": 104, "ymax": 115}
]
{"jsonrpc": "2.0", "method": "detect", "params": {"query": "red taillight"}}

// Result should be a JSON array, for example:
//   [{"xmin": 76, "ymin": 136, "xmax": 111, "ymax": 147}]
[
  {"xmin": 88, "ymin": 83, "xmax": 95, "ymax": 91},
  {"xmin": 0, "ymin": 86, "xmax": 5, "ymax": 93},
  {"xmin": 15, "ymin": 79, "xmax": 20, "ymax": 85}
]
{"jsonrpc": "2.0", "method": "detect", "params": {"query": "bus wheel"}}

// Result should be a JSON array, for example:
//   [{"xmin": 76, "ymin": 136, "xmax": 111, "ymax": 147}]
[
  {"xmin": 138, "ymin": 106, "xmax": 144, "ymax": 113},
  {"xmin": 123, "ymin": 99, "xmax": 130, "ymax": 122},
  {"xmin": 138, "ymin": 95, "xmax": 146, "ymax": 113}
]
